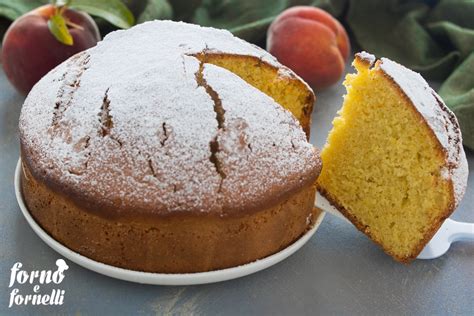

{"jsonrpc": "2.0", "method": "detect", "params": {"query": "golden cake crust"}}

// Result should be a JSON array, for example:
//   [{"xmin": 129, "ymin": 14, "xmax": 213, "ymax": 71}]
[{"xmin": 21, "ymin": 160, "xmax": 320, "ymax": 273}]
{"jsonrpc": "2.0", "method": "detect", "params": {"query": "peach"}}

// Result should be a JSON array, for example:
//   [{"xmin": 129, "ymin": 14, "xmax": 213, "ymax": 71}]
[
  {"xmin": 2, "ymin": 4, "xmax": 100, "ymax": 95},
  {"xmin": 267, "ymin": 6, "xmax": 350, "ymax": 90}
]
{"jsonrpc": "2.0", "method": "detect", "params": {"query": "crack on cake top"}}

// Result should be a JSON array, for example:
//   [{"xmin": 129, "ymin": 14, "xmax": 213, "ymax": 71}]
[
  {"xmin": 99, "ymin": 88, "xmax": 113, "ymax": 136},
  {"xmin": 68, "ymin": 135, "xmax": 91, "ymax": 175},
  {"xmin": 195, "ymin": 59, "xmax": 227, "ymax": 191},
  {"xmin": 160, "ymin": 122, "xmax": 170, "ymax": 147},
  {"xmin": 148, "ymin": 158, "xmax": 158, "ymax": 179},
  {"xmin": 97, "ymin": 88, "xmax": 123, "ymax": 148},
  {"xmin": 50, "ymin": 52, "xmax": 91, "ymax": 137}
]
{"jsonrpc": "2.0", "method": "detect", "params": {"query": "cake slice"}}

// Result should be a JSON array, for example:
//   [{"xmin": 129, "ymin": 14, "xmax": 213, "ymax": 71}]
[
  {"xmin": 192, "ymin": 53, "xmax": 314, "ymax": 137},
  {"xmin": 317, "ymin": 52, "xmax": 468, "ymax": 262}
]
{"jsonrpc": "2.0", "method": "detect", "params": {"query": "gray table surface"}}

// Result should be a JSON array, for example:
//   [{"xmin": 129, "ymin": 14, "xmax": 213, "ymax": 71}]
[{"xmin": 0, "ymin": 60, "xmax": 473, "ymax": 315}]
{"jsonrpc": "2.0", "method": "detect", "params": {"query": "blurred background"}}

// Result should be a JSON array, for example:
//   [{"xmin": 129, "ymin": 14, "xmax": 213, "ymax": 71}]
[{"xmin": 1, "ymin": 0, "xmax": 473, "ymax": 149}]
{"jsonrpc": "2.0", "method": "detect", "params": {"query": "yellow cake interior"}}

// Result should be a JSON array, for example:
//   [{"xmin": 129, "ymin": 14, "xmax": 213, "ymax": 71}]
[
  {"xmin": 194, "ymin": 53, "xmax": 313, "ymax": 135},
  {"xmin": 317, "ymin": 58, "xmax": 452, "ymax": 261}
]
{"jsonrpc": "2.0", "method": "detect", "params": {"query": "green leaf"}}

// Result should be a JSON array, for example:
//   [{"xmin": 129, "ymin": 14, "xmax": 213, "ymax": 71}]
[
  {"xmin": 48, "ymin": 11, "xmax": 74, "ymax": 45},
  {"xmin": 168, "ymin": 0, "xmax": 201, "ymax": 21},
  {"xmin": 69, "ymin": 0, "xmax": 135, "ymax": 29},
  {"xmin": 0, "ymin": 6, "xmax": 20, "ymax": 20},
  {"xmin": 0, "ymin": 0, "xmax": 47, "ymax": 20},
  {"xmin": 135, "ymin": 0, "xmax": 172, "ymax": 24}
]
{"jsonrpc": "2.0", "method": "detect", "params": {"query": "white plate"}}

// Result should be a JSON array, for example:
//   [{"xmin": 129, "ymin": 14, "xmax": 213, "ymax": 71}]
[{"xmin": 14, "ymin": 159, "xmax": 325, "ymax": 285}]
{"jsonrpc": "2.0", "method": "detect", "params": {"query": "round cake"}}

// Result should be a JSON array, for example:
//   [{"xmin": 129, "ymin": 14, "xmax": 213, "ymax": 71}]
[{"xmin": 19, "ymin": 21, "xmax": 322, "ymax": 273}]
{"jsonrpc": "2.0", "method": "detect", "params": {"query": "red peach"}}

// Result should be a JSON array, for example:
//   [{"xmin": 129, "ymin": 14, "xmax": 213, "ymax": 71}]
[
  {"xmin": 2, "ymin": 4, "xmax": 100, "ymax": 95},
  {"xmin": 267, "ymin": 6, "xmax": 350, "ymax": 90}
]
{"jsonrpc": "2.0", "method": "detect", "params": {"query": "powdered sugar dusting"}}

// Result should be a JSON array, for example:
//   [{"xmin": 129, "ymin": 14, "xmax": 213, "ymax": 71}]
[
  {"xmin": 19, "ymin": 21, "xmax": 320, "ymax": 217},
  {"xmin": 355, "ymin": 51, "xmax": 376, "ymax": 67},
  {"xmin": 379, "ymin": 57, "xmax": 468, "ymax": 206},
  {"xmin": 202, "ymin": 63, "xmax": 320, "ymax": 210}
]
